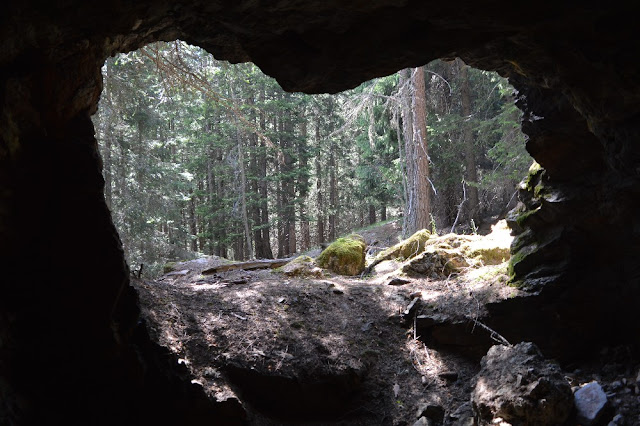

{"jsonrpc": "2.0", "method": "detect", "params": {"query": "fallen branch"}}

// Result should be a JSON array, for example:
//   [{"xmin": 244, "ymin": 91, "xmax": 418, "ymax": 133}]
[{"xmin": 202, "ymin": 258, "xmax": 294, "ymax": 274}]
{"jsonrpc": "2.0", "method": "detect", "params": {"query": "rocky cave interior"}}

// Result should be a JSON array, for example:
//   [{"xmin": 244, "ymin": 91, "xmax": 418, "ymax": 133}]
[{"xmin": 1, "ymin": 2, "xmax": 640, "ymax": 424}]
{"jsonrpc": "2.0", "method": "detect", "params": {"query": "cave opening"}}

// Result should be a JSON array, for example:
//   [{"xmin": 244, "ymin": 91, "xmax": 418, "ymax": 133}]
[
  {"xmin": 92, "ymin": 40, "xmax": 531, "ymax": 278},
  {"xmin": 2, "ymin": 3, "xmax": 640, "ymax": 425}
]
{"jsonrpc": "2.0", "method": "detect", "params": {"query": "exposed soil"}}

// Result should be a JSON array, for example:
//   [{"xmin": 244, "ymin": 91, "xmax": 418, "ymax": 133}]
[{"xmin": 132, "ymin": 222, "xmax": 640, "ymax": 425}]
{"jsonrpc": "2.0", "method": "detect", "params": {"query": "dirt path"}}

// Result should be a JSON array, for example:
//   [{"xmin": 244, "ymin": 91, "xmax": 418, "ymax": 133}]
[
  {"xmin": 133, "ymin": 255, "xmax": 514, "ymax": 425},
  {"xmin": 132, "ymin": 224, "xmax": 640, "ymax": 425}
]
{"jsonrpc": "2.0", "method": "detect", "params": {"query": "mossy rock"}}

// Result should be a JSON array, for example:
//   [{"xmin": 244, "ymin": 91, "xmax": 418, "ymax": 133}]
[
  {"xmin": 464, "ymin": 245, "xmax": 510, "ymax": 265},
  {"xmin": 316, "ymin": 235, "xmax": 366, "ymax": 276},
  {"xmin": 282, "ymin": 255, "xmax": 322, "ymax": 277},
  {"xmin": 403, "ymin": 245, "xmax": 469, "ymax": 277},
  {"xmin": 375, "ymin": 229, "xmax": 431, "ymax": 262}
]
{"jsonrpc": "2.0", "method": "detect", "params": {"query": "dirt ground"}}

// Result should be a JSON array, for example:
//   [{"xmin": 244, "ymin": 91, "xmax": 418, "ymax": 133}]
[{"xmin": 132, "ymin": 221, "xmax": 640, "ymax": 425}]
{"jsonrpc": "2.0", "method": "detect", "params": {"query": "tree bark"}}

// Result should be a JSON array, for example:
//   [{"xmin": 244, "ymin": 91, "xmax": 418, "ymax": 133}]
[
  {"xmin": 459, "ymin": 59, "xmax": 480, "ymax": 223},
  {"xmin": 256, "ymin": 86, "xmax": 273, "ymax": 258},
  {"xmin": 315, "ymin": 117, "xmax": 325, "ymax": 245},
  {"xmin": 368, "ymin": 204, "xmax": 376, "ymax": 225},
  {"xmin": 411, "ymin": 66, "xmax": 431, "ymax": 232},
  {"xmin": 328, "ymin": 142, "xmax": 337, "ymax": 241},
  {"xmin": 188, "ymin": 188, "xmax": 198, "ymax": 252}
]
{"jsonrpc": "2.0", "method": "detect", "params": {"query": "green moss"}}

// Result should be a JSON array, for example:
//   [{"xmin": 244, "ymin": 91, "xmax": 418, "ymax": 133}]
[
  {"xmin": 522, "ymin": 161, "xmax": 544, "ymax": 192},
  {"xmin": 316, "ymin": 235, "xmax": 366, "ymax": 276},
  {"xmin": 528, "ymin": 161, "xmax": 542, "ymax": 174},
  {"xmin": 282, "ymin": 255, "xmax": 321, "ymax": 277},
  {"xmin": 376, "ymin": 229, "xmax": 431, "ymax": 262},
  {"xmin": 163, "ymin": 262, "xmax": 177, "ymax": 274},
  {"xmin": 515, "ymin": 206, "xmax": 541, "ymax": 227},
  {"xmin": 508, "ymin": 279, "xmax": 524, "ymax": 288},
  {"xmin": 291, "ymin": 255, "xmax": 314, "ymax": 264}
]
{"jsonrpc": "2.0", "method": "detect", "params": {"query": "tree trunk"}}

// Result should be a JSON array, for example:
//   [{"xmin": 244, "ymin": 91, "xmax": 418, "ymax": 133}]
[
  {"xmin": 298, "ymin": 113, "xmax": 311, "ymax": 251},
  {"xmin": 188, "ymin": 188, "xmax": 198, "ymax": 252},
  {"xmin": 368, "ymin": 204, "xmax": 376, "ymax": 225},
  {"xmin": 401, "ymin": 67, "xmax": 431, "ymax": 236},
  {"xmin": 411, "ymin": 66, "xmax": 431, "ymax": 232},
  {"xmin": 257, "ymin": 86, "xmax": 273, "ymax": 258},
  {"xmin": 237, "ymin": 131, "xmax": 253, "ymax": 260},
  {"xmin": 459, "ymin": 59, "xmax": 480, "ymax": 223},
  {"xmin": 315, "ymin": 117, "xmax": 325, "ymax": 245},
  {"xmin": 400, "ymin": 69, "xmax": 416, "ymax": 236},
  {"xmin": 328, "ymin": 143, "xmax": 337, "ymax": 241}
]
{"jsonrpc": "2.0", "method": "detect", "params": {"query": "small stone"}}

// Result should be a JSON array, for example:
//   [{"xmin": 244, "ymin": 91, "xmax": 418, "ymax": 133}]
[
  {"xmin": 388, "ymin": 277, "xmax": 412, "ymax": 286},
  {"xmin": 418, "ymin": 404, "xmax": 445, "ymax": 422},
  {"xmin": 439, "ymin": 371, "xmax": 458, "ymax": 381},
  {"xmin": 413, "ymin": 417, "xmax": 433, "ymax": 426},
  {"xmin": 610, "ymin": 380, "xmax": 623, "ymax": 391},
  {"xmin": 608, "ymin": 413, "xmax": 624, "ymax": 425},
  {"xmin": 450, "ymin": 402, "xmax": 472, "ymax": 419},
  {"xmin": 450, "ymin": 402, "xmax": 475, "ymax": 426},
  {"xmin": 575, "ymin": 381, "xmax": 608, "ymax": 425}
]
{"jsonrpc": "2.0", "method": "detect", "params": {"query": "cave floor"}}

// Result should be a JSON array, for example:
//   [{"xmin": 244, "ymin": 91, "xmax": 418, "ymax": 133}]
[{"xmin": 133, "ymin": 256, "xmax": 640, "ymax": 425}]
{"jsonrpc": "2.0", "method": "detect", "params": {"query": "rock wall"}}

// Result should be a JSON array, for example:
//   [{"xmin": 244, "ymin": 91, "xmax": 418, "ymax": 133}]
[{"xmin": 1, "ymin": 0, "xmax": 639, "ymax": 422}]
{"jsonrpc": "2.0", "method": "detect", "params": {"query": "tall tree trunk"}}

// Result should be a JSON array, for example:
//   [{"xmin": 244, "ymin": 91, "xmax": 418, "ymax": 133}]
[
  {"xmin": 276, "ymin": 166, "xmax": 285, "ymax": 258},
  {"xmin": 459, "ymin": 59, "xmax": 479, "ymax": 223},
  {"xmin": 248, "ymin": 95, "xmax": 264, "ymax": 258},
  {"xmin": 197, "ymin": 180, "xmax": 206, "ymax": 251},
  {"xmin": 237, "ymin": 132, "xmax": 253, "ymax": 260},
  {"xmin": 400, "ymin": 69, "xmax": 416, "ymax": 236},
  {"xmin": 206, "ymin": 154, "xmax": 215, "ymax": 255},
  {"xmin": 368, "ymin": 204, "xmax": 376, "ymax": 225},
  {"xmin": 328, "ymin": 143, "xmax": 337, "ymax": 241},
  {"xmin": 188, "ymin": 188, "xmax": 198, "ymax": 252},
  {"xmin": 275, "ymin": 108, "xmax": 286, "ymax": 257},
  {"xmin": 257, "ymin": 88, "xmax": 273, "ymax": 258},
  {"xmin": 298, "ymin": 114, "xmax": 311, "ymax": 251},
  {"xmin": 412, "ymin": 66, "xmax": 431, "ymax": 231},
  {"xmin": 283, "ymin": 115, "xmax": 297, "ymax": 255},
  {"xmin": 401, "ymin": 67, "xmax": 431, "ymax": 236},
  {"xmin": 315, "ymin": 117, "xmax": 325, "ymax": 245},
  {"xmin": 230, "ymin": 81, "xmax": 254, "ymax": 261}
]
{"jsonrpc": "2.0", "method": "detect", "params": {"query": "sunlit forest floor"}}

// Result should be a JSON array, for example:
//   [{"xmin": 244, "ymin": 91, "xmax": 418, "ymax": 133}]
[{"xmin": 132, "ymin": 221, "xmax": 640, "ymax": 425}]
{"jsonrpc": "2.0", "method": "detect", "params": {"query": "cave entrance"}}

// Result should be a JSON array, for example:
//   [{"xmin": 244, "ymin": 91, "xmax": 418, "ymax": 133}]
[{"xmin": 92, "ymin": 41, "xmax": 530, "ymax": 278}]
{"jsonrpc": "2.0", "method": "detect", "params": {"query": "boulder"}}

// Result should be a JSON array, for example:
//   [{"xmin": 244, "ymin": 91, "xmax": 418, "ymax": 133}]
[
  {"xmin": 574, "ymin": 381, "xmax": 608, "ymax": 425},
  {"xmin": 374, "ymin": 229, "xmax": 432, "ymax": 262},
  {"xmin": 316, "ymin": 235, "xmax": 367, "ymax": 276},
  {"xmin": 472, "ymin": 342, "xmax": 572, "ymax": 425},
  {"xmin": 402, "ymin": 245, "xmax": 469, "ymax": 277},
  {"xmin": 281, "ymin": 255, "xmax": 322, "ymax": 277},
  {"xmin": 460, "ymin": 220, "xmax": 512, "ymax": 266}
]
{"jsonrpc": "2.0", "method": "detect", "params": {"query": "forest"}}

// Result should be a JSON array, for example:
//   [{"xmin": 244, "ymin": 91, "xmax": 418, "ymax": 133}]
[{"xmin": 92, "ymin": 41, "xmax": 531, "ymax": 276}]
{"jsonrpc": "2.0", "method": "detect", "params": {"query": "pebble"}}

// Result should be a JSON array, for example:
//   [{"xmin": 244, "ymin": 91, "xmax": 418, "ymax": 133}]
[
  {"xmin": 413, "ymin": 416, "xmax": 433, "ymax": 426},
  {"xmin": 575, "ymin": 381, "xmax": 608, "ymax": 425},
  {"xmin": 438, "ymin": 371, "xmax": 459, "ymax": 381}
]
